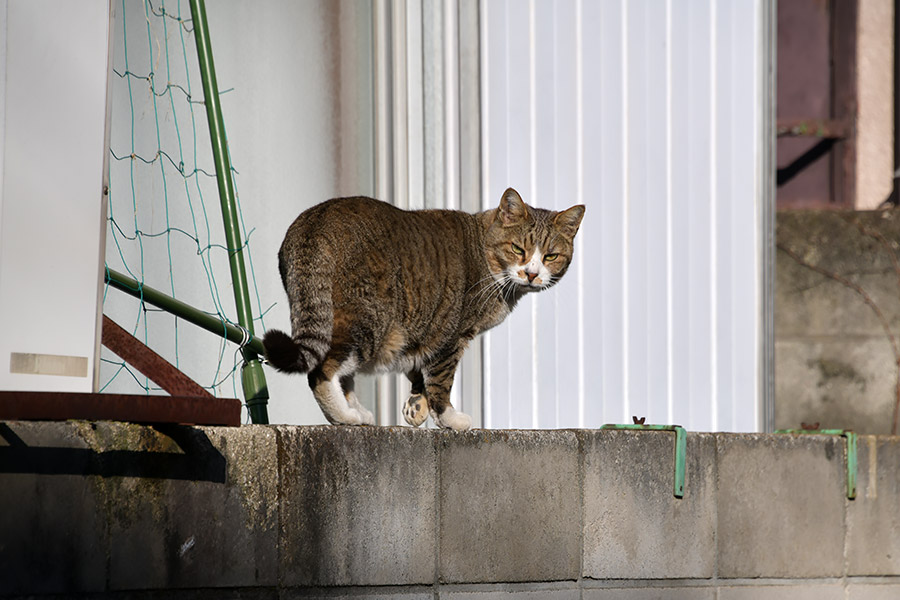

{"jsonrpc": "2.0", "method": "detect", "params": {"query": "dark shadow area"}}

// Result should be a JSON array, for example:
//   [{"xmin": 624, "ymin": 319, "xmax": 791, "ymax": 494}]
[
  {"xmin": 0, "ymin": 423, "xmax": 226, "ymax": 483},
  {"xmin": 777, "ymin": 137, "xmax": 837, "ymax": 187}
]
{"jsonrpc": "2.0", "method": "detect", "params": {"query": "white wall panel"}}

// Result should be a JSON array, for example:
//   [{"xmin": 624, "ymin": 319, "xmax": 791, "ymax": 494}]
[
  {"xmin": 0, "ymin": 0, "xmax": 111, "ymax": 392},
  {"xmin": 481, "ymin": 0, "xmax": 771, "ymax": 432},
  {"xmin": 550, "ymin": 0, "xmax": 580, "ymax": 429}
]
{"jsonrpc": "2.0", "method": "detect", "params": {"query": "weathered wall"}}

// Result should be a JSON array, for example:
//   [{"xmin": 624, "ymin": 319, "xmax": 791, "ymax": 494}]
[
  {"xmin": 777, "ymin": 209, "xmax": 900, "ymax": 433},
  {"xmin": 1, "ymin": 421, "xmax": 899, "ymax": 599}
]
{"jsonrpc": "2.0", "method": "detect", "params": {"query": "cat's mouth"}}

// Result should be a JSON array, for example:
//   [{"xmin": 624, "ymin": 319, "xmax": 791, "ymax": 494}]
[
  {"xmin": 516, "ymin": 277, "xmax": 546, "ymax": 290},
  {"xmin": 513, "ymin": 268, "xmax": 548, "ymax": 289}
]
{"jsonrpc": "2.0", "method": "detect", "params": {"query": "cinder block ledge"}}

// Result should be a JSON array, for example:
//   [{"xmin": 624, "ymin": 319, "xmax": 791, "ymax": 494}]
[{"xmin": 1, "ymin": 421, "xmax": 900, "ymax": 598}]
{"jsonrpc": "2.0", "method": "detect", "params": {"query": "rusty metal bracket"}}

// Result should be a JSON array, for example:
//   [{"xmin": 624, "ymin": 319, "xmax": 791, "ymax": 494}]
[
  {"xmin": 600, "ymin": 423, "xmax": 687, "ymax": 498},
  {"xmin": 774, "ymin": 429, "xmax": 857, "ymax": 499},
  {"xmin": 776, "ymin": 118, "xmax": 848, "ymax": 139}
]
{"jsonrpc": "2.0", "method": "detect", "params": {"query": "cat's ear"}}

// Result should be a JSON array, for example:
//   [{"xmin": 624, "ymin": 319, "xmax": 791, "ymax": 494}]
[
  {"xmin": 554, "ymin": 205, "xmax": 585, "ymax": 238},
  {"xmin": 499, "ymin": 188, "xmax": 529, "ymax": 227}
]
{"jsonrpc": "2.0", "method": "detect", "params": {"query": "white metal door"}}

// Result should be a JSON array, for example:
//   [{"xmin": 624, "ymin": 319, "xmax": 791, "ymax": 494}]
[{"xmin": 481, "ymin": 0, "xmax": 774, "ymax": 432}]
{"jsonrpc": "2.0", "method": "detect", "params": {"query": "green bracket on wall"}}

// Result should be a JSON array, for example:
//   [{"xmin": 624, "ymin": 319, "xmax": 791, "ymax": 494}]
[
  {"xmin": 774, "ymin": 429, "xmax": 857, "ymax": 500},
  {"xmin": 600, "ymin": 423, "xmax": 687, "ymax": 499}
]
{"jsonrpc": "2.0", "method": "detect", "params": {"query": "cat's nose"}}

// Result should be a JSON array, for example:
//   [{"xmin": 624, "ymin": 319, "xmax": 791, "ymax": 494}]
[{"xmin": 526, "ymin": 272, "xmax": 537, "ymax": 283}]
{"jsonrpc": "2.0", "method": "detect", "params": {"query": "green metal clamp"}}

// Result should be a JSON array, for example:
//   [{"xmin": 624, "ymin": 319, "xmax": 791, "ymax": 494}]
[
  {"xmin": 105, "ymin": 268, "xmax": 266, "ymax": 357},
  {"xmin": 105, "ymin": 268, "xmax": 271, "ymax": 424},
  {"xmin": 600, "ymin": 423, "xmax": 687, "ymax": 498},
  {"xmin": 774, "ymin": 429, "xmax": 857, "ymax": 499}
]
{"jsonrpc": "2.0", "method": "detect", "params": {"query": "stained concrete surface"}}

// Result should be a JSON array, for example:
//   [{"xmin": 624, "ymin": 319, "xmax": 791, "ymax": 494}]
[
  {"xmin": 777, "ymin": 209, "xmax": 900, "ymax": 433},
  {"xmin": 3, "ymin": 421, "xmax": 900, "ymax": 597},
  {"xmin": 582, "ymin": 430, "xmax": 717, "ymax": 579},
  {"xmin": 438, "ymin": 429, "xmax": 581, "ymax": 583},
  {"xmin": 716, "ymin": 433, "xmax": 846, "ymax": 578}
]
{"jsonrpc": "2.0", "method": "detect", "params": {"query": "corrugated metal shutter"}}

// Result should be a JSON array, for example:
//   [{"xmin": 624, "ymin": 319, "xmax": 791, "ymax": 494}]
[{"xmin": 481, "ymin": 0, "xmax": 774, "ymax": 432}]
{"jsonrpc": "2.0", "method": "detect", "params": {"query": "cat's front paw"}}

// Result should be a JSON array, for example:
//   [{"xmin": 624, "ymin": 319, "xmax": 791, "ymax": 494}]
[
  {"xmin": 402, "ymin": 393, "xmax": 430, "ymax": 427},
  {"xmin": 432, "ymin": 406, "xmax": 472, "ymax": 431}
]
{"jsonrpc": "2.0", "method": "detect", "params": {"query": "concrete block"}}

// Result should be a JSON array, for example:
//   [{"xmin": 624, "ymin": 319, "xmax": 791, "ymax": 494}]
[
  {"xmin": 717, "ymin": 584, "xmax": 844, "ymax": 600},
  {"xmin": 439, "ymin": 429, "xmax": 580, "ymax": 583},
  {"xmin": 775, "ymin": 210, "xmax": 900, "ymax": 436},
  {"xmin": 776, "ymin": 210, "xmax": 900, "ymax": 339},
  {"xmin": 582, "ymin": 589, "xmax": 714, "ymax": 600},
  {"xmin": 441, "ymin": 590, "xmax": 579, "ymax": 600},
  {"xmin": 75, "ymin": 590, "xmax": 279, "ymax": 600},
  {"xmin": 847, "ymin": 436, "xmax": 900, "ymax": 575},
  {"xmin": 0, "ymin": 420, "xmax": 108, "ymax": 595},
  {"xmin": 776, "ymin": 262, "xmax": 900, "ymax": 339},
  {"xmin": 582, "ymin": 430, "xmax": 717, "ymax": 580},
  {"xmin": 102, "ymin": 422, "xmax": 279, "ymax": 590},
  {"xmin": 0, "ymin": 421, "xmax": 279, "ymax": 594},
  {"xmin": 847, "ymin": 583, "xmax": 900, "ymax": 599},
  {"xmin": 774, "ymin": 339, "xmax": 897, "ymax": 434},
  {"xmin": 278, "ymin": 426, "xmax": 437, "ymax": 587},
  {"xmin": 283, "ymin": 591, "xmax": 432, "ymax": 600},
  {"xmin": 716, "ymin": 434, "xmax": 846, "ymax": 578}
]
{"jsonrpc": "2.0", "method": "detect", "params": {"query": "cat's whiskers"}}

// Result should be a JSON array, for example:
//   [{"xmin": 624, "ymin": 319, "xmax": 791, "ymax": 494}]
[
  {"xmin": 500, "ymin": 278, "xmax": 517, "ymax": 304},
  {"xmin": 465, "ymin": 271, "xmax": 505, "ymax": 295},
  {"xmin": 471, "ymin": 277, "xmax": 504, "ymax": 310},
  {"xmin": 471, "ymin": 273, "xmax": 511, "ymax": 315}
]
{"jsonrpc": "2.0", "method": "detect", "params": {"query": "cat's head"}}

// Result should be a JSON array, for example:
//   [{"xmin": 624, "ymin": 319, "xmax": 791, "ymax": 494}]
[{"xmin": 484, "ymin": 188, "xmax": 585, "ymax": 292}]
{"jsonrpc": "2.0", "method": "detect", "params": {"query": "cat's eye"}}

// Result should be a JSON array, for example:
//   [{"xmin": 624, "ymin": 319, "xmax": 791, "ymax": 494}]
[
  {"xmin": 544, "ymin": 253, "xmax": 558, "ymax": 262},
  {"xmin": 511, "ymin": 243, "xmax": 525, "ymax": 257}
]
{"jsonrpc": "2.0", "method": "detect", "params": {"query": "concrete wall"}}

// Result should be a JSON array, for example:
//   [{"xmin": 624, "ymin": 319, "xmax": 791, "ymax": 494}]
[
  {"xmin": 855, "ymin": 0, "xmax": 895, "ymax": 210},
  {"xmin": 776, "ymin": 209, "xmax": 900, "ymax": 433},
  {"xmin": 2, "ymin": 421, "xmax": 899, "ymax": 598}
]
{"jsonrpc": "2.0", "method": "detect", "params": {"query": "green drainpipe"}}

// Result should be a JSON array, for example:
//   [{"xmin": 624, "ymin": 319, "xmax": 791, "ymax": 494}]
[{"xmin": 188, "ymin": 0, "xmax": 269, "ymax": 424}]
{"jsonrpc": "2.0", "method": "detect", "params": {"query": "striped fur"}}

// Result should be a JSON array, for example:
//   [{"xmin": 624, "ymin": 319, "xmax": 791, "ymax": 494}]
[{"xmin": 264, "ymin": 188, "xmax": 584, "ymax": 429}]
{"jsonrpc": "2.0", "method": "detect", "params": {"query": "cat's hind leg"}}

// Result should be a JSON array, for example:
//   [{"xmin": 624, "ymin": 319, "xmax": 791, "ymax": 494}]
[
  {"xmin": 340, "ymin": 374, "xmax": 375, "ymax": 425},
  {"xmin": 402, "ymin": 370, "xmax": 430, "ymax": 427},
  {"xmin": 307, "ymin": 355, "xmax": 373, "ymax": 425},
  {"xmin": 423, "ymin": 353, "xmax": 472, "ymax": 431}
]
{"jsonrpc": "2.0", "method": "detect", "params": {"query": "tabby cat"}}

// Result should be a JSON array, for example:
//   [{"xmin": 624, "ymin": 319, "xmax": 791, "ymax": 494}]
[{"xmin": 263, "ymin": 188, "xmax": 584, "ymax": 430}]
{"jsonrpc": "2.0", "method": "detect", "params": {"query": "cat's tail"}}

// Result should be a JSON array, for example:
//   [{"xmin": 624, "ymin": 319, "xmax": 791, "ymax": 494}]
[
  {"xmin": 264, "ymin": 235, "xmax": 335, "ymax": 374},
  {"xmin": 262, "ymin": 328, "xmax": 328, "ymax": 374},
  {"xmin": 262, "ymin": 265, "xmax": 333, "ymax": 373}
]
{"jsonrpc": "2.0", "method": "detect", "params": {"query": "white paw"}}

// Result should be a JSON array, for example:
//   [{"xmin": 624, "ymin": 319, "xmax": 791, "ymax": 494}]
[
  {"xmin": 432, "ymin": 406, "xmax": 472, "ymax": 431},
  {"xmin": 346, "ymin": 393, "xmax": 376, "ymax": 425},
  {"xmin": 327, "ymin": 409, "xmax": 363, "ymax": 426},
  {"xmin": 356, "ymin": 407, "xmax": 375, "ymax": 425},
  {"xmin": 402, "ymin": 394, "xmax": 429, "ymax": 427}
]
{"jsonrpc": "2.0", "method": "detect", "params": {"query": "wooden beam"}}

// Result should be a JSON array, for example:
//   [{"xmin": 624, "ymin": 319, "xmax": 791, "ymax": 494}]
[
  {"xmin": 0, "ymin": 391, "xmax": 240, "ymax": 426},
  {"xmin": 101, "ymin": 315, "xmax": 214, "ymax": 399}
]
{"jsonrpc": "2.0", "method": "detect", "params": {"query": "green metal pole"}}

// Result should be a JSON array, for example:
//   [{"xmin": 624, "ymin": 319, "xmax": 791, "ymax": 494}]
[
  {"xmin": 105, "ymin": 268, "xmax": 266, "ymax": 357},
  {"xmin": 188, "ymin": 0, "xmax": 269, "ymax": 424}
]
